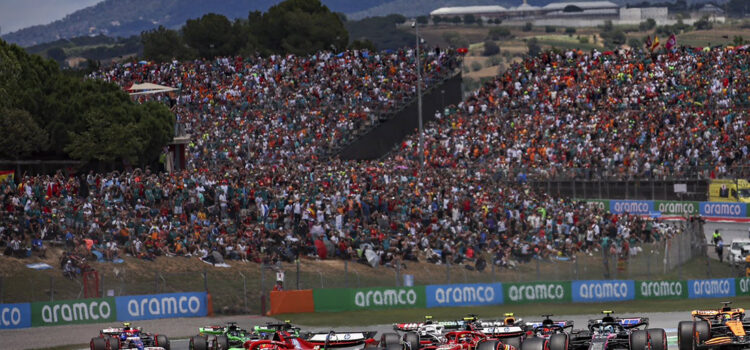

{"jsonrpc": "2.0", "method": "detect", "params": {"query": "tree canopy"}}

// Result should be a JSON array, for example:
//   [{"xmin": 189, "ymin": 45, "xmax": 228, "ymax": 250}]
[
  {"xmin": 141, "ymin": 0, "xmax": 349, "ymax": 60},
  {"xmin": 0, "ymin": 40, "xmax": 174, "ymax": 167}
]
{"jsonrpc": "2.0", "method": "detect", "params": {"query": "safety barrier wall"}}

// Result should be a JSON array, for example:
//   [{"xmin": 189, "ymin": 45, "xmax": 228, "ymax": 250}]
[
  {"xmin": 0, "ymin": 292, "xmax": 206, "ymax": 329},
  {"xmin": 267, "ymin": 278, "xmax": 750, "ymax": 315},
  {"xmin": 579, "ymin": 199, "xmax": 749, "ymax": 219}
]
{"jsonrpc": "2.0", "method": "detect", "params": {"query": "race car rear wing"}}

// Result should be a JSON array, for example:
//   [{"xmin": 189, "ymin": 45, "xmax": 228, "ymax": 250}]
[
  {"xmin": 524, "ymin": 320, "xmax": 574, "ymax": 330},
  {"xmin": 305, "ymin": 331, "xmax": 377, "ymax": 347},
  {"xmin": 393, "ymin": 321, "xmax": 462, "ymax": 331},
  {"xmin": 587, "ymin": 317, "xmax": 649, "ymax": 329}
]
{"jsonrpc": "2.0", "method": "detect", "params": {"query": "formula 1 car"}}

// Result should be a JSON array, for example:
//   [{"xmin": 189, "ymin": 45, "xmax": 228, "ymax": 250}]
[
  {"xmin": 678, "ymin": 302, "xmax": 750, "ymax": 350},
  {"xmin": 393, "ymin": 316, "xmax": 448, "ymax": 347},
  {"xmin": 90, "ymin": 322, "xmax": 170, "ymax": 350},
  {"xmin": 257, "ymin": 321, "xmax": 376, "ymax": 347},
  {"xmin": 447, "ymin": 314, "xmax": 525, "ymax": 350},
  {"xmin": 562, "ymin": 311, "xmax": 665, "ymax": 350},
  {"xmin": 242, "ymin": 330, "xmax": 379, "ymax": 350},
  {"xmin": 190, "ymin": 321, "xmax": 261, "ymax": 350},
  {"xmin": 521, "ymin": 315, "xmax": 574, "ymax": 350}
]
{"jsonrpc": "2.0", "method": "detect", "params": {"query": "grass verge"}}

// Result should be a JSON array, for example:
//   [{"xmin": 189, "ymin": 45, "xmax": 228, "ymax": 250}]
[{"xmin": 277, "ymin": 296, "xmax": 750, "ymax": 327}]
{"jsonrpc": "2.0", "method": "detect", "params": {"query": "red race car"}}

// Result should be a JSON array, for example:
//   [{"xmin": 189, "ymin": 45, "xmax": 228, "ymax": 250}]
[{"xmin": 420, "ymin": 331, "xmax": 516, "ymax": 350}]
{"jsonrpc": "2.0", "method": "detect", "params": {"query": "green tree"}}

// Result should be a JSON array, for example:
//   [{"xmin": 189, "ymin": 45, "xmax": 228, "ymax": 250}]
[
  {"xmin": 489, "ymin": 27, "xmax": 511, "ymax": 40},
  {"xmin": 182, "ymin": 13, "xmax": 237, "ymax": 58},
  {"xmin": 433, "ymin": 16, "xmax": 443, "ymax": 25},
  {"xmin": 258, "ymin": 0, "xmax": 348, "ymax": 55},
  {"xmin": 522, "ymin": 22, "xmax": 533, "ymax": 32},
  {"xmin": 464, "ymin": 14, "xmax": 476, "ymax": 24},
  {"xmin": 694, "ymin": 16, "xmax": 712, "ymax": 30},
  {"xmin": 482, "ymin": 40, "xmax": 500, "ymax": 56},
  {"xmin": 602, "ymin": 20, "xmax": 614, "ymax": 32},
  {"xmin": 628, "ymin": 37, "xmax": 642, "ymax": 49},
  {"xmin": 0, "ymin": 108, "xmax": 48, "ymax": 159},
  {"xmin": 141, "ymin": 26, "xmax": 193, "ymax": 62},
  {"xmin": 349, "ymin": 39, "xmax": 376, "ymax": 51},
  {"xmin": 0, "ymin": 39, "xmax": 174, "ymax": 167},
  {"xmin": 417, "ymin": 16, "xmax": 428, "ymax": 25},
  {"xmin": 565, "ymin": 27, "xmax": 576, "ymax": 35},
  {"xmin": 639, "ymin": 18, "xmax": 656, "ymax": 31},
  {"xmin": 545, "ymin": 26, "xmax": 556, "ymax": 33},
  {"xmin": 46, "ymin": 47, "xmax": 66, "ymax": 64},
  {"xmin": 527, "ymin": 37, "xmax": 541, "ymax": 56},
  {"xmin": 452, "ymin": 16, "xmax": 462, "ymax": 24}
]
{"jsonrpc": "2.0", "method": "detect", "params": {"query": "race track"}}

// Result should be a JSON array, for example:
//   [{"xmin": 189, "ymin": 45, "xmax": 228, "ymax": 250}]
[{"xmin": 0, "ymin": 311, "xmax": 694, "ymax": 350}]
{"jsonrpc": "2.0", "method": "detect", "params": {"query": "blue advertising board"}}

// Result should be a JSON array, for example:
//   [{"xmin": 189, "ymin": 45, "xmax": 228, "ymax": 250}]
[
  {"xmin": 0, "ymin": 303, "xmax": 31, "ymax": 329},
  {"xmin": 426, "ymin": 283, "xmax": 504, "ymax": 308},
  {"xmin": 688, "ymin": 278, "xmax": 736, "ymax": 299},
  {"xmin": 115, "ymin": 292, "xmax": 207, "ymax": 321},
  {"xmin": 572, "ymin": 280, "xmax": 635, "ymax": 302},
  {"xmin": 699, "ymin": 202, "xmax": 747, "ymax": 218},
  {"xmin": 609, "ymin": 200, "xmax": 654, "ymax": 215}
]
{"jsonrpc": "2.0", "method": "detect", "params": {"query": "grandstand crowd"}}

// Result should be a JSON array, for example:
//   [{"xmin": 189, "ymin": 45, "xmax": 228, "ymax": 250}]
[{"xmin": 2, "ymin": 45, "xmax": 747, "ymax": 274}]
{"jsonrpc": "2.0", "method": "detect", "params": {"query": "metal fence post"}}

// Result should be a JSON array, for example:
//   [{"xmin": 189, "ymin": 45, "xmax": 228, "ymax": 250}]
[
  {"xmin": 318, "ymin": 272, "xmax": 324, "ymax": 288},
  {"xmin": 345, "ymin": 260, "xmax": 349, "ymax": 288},
  {"xmin": 491, "ymin": 263, "xmax": 496, "ymax": 282},
  {"xmin": 535, "ymin": 258, "xmax": 540, "ymax": 281},
  {"xmin": 260, "ymin": 266, "xmax": 266, "ymax": 316},
  {"xmin": 50, "ymin": 276, "xmax": 54, "ymax": 302},
  {"xmin": 1, "ymin": 276, "xmax": 4, "ymax": 304},
  {"xmin": 706, "ymin": 243, "xmax": 711, "ymax": 278},
  {"xmin": 154, "ymin": 271, "xmax": 159, "ymax": 293},
  {"xmin": 203, "ymin": 269, "xmax": 208, "ymax": 292},
  {"xmin": 240, "ymin": 272, "xmax": 248, "ymax": 312},
  {"xmin": 446, "ymin": 263, "xmax": 450, "ymax": 283},
  {"xmin": 395, "ymin": 264, "xmax": 400, "ymax": 287},
  {"xmin": 296, "ymin": 258, "xmax": 300, "ymax": 290},
  {"xmin": 678, "ymin": 242, "xmax": 683, "ymax": 280}
]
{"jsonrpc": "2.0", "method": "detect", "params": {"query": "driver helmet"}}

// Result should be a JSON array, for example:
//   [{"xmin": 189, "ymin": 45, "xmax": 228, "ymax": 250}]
[
  {"xmin": 120, "ymin": 333, "xmax": 128, "ymax": 341},
  {"xmin": 604, "ymin": 325, "xmax": 614, "ymax": 334}
]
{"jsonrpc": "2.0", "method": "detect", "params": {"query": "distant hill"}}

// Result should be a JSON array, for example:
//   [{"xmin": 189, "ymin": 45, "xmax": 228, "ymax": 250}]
[
  {"xmin": 2, "ymin": 0, "xmax": 728, "ymax": 47},
  {"xmin": 1, "ymin": 0, "xmax": 391, "ymax": 47}
]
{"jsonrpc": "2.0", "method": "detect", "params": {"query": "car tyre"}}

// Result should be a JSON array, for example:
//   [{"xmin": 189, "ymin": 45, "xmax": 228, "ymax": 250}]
[
  {"xmin": 477, "ymin": 340, "xmax": 500, "ymax": 350},
  {"xmin": 549, "ymin": 334, "xmax": 568, "ymax": 350},
  {"xmin": 107, "ymin": 335, "xmax": 120, "ymax": 350},
  {"xmin": 647, "ymin": 329, "xmax": 666, "ymax": 350},
  {"xmin": 504, "ymin": 337, "xmax": 522, "ymax": 350},
  {"xmin": 629, "ymin": 330, "xmax": 648, "ymax": 350},
  {"xmin": 678, "ymin": 321, "xmax": 693, "ymax": 350},
  {"xmin": 521, "ymin": 337, "xmax": 547, "ymax": 350},
  {"xmin": 387, "ymin": 344, "xmax": 404, "ymax": 350},
  {"xmin": 190, "ymin": 336, "xmax": 208, "ymax": 350},
  {"xmin": 91, "ymin": 337, "xmax": 107, "ymax": 350},
  {"xmin": 156, "ymin": 334, "xmax": 171, "ymax": 350},
  {"xmin": 214, "ymin": 335, "xmax": 229, "ymax": 350},
  {"xmin": 381, "ymin": 333, "xmax": 401, "ymax": 347},
  {"xmin": 694, "ymin": 321, "xmax": 710, "ymax": 344},
  {"xmin": 404, "ymin": 332, "xmax": 420, "ymax": 350}
]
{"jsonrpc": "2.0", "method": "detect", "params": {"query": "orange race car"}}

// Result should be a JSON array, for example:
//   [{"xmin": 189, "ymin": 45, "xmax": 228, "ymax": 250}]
[{"xmin": 678, "ymin": 302, "xmax": 750, "ymax": 350}]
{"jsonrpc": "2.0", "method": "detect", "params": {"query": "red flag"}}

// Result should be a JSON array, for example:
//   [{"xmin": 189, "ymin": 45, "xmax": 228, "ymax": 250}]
[
  {"xmin": 665, "ymin": 34, "xmax": 676, "ymax": 50},
  {"xmin": 644, "ymin": 36, "xmax": 652, "ymax": 49}
]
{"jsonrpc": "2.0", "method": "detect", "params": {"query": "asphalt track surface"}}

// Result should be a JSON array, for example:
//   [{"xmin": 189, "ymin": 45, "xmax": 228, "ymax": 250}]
[{"xmin": 0, "ymin": 311, "xmax": 693, "ymax": 350}]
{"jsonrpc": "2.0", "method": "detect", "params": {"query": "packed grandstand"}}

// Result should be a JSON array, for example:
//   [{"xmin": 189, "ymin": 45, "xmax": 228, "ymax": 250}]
[{"xmin": 2, "ymin": 45, "xmax": 748, "ymax": 276}]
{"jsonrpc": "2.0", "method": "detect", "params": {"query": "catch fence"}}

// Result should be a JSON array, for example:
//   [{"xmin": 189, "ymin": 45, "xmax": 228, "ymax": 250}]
[{"xmin": 0, "ymin": 218, "xmax": 731, "ymax": 315}]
